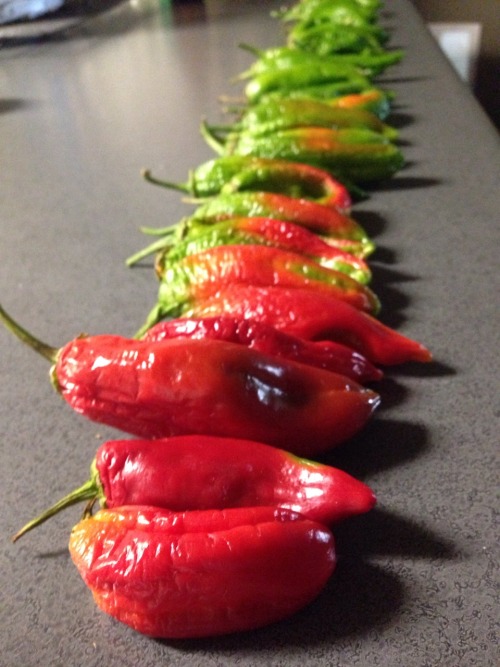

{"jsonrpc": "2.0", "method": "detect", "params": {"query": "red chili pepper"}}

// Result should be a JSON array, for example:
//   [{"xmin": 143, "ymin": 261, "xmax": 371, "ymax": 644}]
[
  {"xmin": 144, "ymin": 315, "xmax": 382, "ymax": 383},
  {"xmin": 181, "ymin": 284, "xmax": 432, "ymax": 366},
  {"xmin": 0, "ymin": 305, "xmax": 380, "ymax": 455},
  {"xmin": 12, "ymin": 434, "xmax": 376, "ymax": 541},
  {"xmin": 69, "ymin": 505, "xmax": 336, "ymax": 638},
  {"xmin": 152, "ymin": 244, "xmax": 380, "ymax": 321}
]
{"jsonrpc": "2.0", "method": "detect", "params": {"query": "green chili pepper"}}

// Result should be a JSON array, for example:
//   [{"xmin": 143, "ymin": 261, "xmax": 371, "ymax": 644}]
[
  {"xmin": 328, "ymin": 88, "xmax": 394, "ymax": 120},
  {"xmin": 237, "ymin": 45, "xmax": 403, "ymax": 79},
  {"xmin": 277, "ymin": 0, "xmax": 382, "ymax": 24},
  {"xmin": 214, "ymin": 98, "xmax": 398, "ymax": 140},
  {"xmin": 287, "ymin": 22, "xmax": 388, "ymax": 56},
  {"xmin": 244, "ymin": 62, "xmax": 371, "ymax": 104},
  {"xmin": 206, "ymin": 125, "xmax": 404, "ymax": 184}
]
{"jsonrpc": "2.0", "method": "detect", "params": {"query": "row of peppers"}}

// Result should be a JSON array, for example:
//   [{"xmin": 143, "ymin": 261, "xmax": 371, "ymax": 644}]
[{"xmin": 4, "ymin": 0, "xmax": 432, "ymax": 640}]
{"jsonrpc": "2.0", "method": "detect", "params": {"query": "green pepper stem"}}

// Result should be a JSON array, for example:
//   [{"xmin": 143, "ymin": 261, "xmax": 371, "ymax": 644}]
[
  {"xmin": 11, "ymin": 478, "xmax": 98, "ymax": 543},
  {"xmin": 200, "ymin": 120, "xmax": 225, "ymax": 155},
  {"xmin": 141, "ymin": 168, "xmax": 189, "ymax": 193},
  {"xmin": 126, "ymin": 236, "xmax": 175, "ymax": 267},
  {"xmin": 0, "ymin": 304, "xmax": 59, "ymax": 363}
]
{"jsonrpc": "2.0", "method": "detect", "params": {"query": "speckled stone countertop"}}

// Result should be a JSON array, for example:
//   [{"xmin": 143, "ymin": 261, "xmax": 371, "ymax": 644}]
[{"xmin": 1, "ymin": 1, "xmax": 499, "ymax": 665}]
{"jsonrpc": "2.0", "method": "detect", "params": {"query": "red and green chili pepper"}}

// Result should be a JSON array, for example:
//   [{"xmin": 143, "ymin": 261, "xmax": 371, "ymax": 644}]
[
  {"xmin": 150, "ymin": 244, "xmax": 380, "ymax": 321},
  {"xmin": 142, "ymin": 155, "xmax": 352, "ymax": 210}
]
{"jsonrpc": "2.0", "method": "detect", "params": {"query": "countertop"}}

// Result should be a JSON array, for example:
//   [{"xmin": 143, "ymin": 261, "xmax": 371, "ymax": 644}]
[{"xmin": 1, "ymin": 1, "xmax": 499, "ymax": 665}]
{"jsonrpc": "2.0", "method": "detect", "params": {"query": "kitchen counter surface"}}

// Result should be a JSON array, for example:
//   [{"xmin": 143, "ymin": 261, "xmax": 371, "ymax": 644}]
[{"xmin": 1, "ymin": 1, "xmax": 499, "ymax": 665}]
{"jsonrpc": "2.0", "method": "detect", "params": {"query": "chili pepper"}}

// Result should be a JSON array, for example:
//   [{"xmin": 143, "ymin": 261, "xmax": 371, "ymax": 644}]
[
  {"xmin": 152, "ymin": 244, "xmax": 381, "ymax": 319},
  {"xmin": 183, "ymin": 192, "xmax": 374, "ymax": 253},
  {"xmin": 179, "ymin": 284, "xmax": 432, "ymax": 366},
  {"xmin": 143, "ymin": 316, "xmax": 382, "ymax": 381},
  {"xmin": 212, "ymin": 98, "xmax": 398, "ymax": 140},
  {"xmin": 255, "ymin": 79, "xmax": 385, "ymax": 105},
  {"xmin": 278, "ymin": 0, "xmax": 381, "ymax": 24},
  {"xmin": 142, "ymin": 155, "xmax": 352, "ymax": 210},
  {"xmin": 329, "ymin": 88, "xmax": 394, "ymax": 120},
  {"xmin": 237, "ymin": 44, "xmax": 403, "ymax": 79},
  {"xmin": 129, "ymin": 216, "xmax": 372, "ymax": 284},
  {"xmin": 69, "ymin": 505, "xmax": 336, "ymax": 638},
  {"xmin": 244, "ymin": 62, "xmax": 372, "ymax": 104},
  {"xmin": 211, "ymin": 126, "xmax": 404, "ymax": 184},
  {"xmin": 287, "ymin": 22, "xmax": 388, "ymax": 57},
  {"xmin": 0, "ymin": 304, "xmax": 380, "ymax": 454},
  {"xmin": 13, "ymin": 434, "xmax": 377, "ymax": 541}
]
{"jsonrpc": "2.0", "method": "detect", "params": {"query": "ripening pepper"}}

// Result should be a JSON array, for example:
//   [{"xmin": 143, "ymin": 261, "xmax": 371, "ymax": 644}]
[
  {"xmin": 209, "ymin": 126, "xmax": 404, "ymax": 184},
  {"xmin": 179, "ymin": 284, "xmax": 432, "ymax": 366},
  {"xmin": 186, "ymin": 191, "xmax": 373, "ymax": 251},
  {"xmin": 13, "ymin": 434, "xmax": 377, "ymax": 541},
  {"xmin": 142, "ymin": 155, "xmax": 352, "ymax": 210},
  {"xmin": 329, "ymin": 88, "xmax": 394, "ymax": 120},
  {"xmin": 143, "ymin": 315, "xmax": 382, "ymax": 382},
  {"xmin": 255, "ymin": 79, "xmax": 385, "ymax": 105},
  {"xmin": 0, "ymin": 304, "xmax": 380, "ymax": 454},
  {"xmin": 211, "ymin": 98, "xmax": 398, "ymax": 140},
  {"xmin": 237, "ymin": 45, "xmax": 403, "ymax": 82},
  {"xmin": 69, "ymin": 505, "xmax": 336, "ymax": 638},
  {"xmin": 129, "ymin": 216, "xmax": 372, "ymax": 284},
  {"xmin": 151, "ymin": 244, "xmax": 380, "ymax": 320}
]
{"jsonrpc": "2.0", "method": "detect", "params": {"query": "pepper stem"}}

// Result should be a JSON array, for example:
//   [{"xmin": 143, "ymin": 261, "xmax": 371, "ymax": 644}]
[
  {"xmin": 0, "ymin": 304, "xmax": 59, "ymax": 363},
  {"xmin": 11, "ymin": 478, "xmax": 98, "ymax": 543},
  {"xmin": 141, "ymin": 168, "xmax": 189, "ymax": 193},
  {"xmin": 125, "ymin": 236, "xmax": 175, "ymax": 267},
  {"xmin": 199, "ymin": 120, "xmax": 225, "ymax": 155}
]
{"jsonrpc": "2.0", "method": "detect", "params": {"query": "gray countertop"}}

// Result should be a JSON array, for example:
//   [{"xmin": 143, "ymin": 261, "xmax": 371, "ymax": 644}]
[{"xmin": 1, "ymin": 1, "xmax": 499, "ymax": 665}]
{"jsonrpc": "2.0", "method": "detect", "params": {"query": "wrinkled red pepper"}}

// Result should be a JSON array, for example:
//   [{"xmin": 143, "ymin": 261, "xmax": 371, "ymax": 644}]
[
  {"xmin": 0, "ymin": 305, "xmax": 380, "ymax": 455},
  {"xmin": 12, "ymin": 434, "xmax": 376, "ymax": 541},
  {"xmin": 181, "ymin": 284, "xmax": 432, "ymax": 366},
  {"xmin": 69, "ymin": 505, "xmax": 336, "ymax": 638},
  {"xmin": 144, "ymin": 315, "xmax": 382, "ymax": 382}
]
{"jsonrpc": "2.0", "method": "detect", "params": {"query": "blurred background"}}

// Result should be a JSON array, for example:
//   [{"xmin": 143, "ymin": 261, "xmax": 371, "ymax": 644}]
[
  {"xmin": 411, "ymin": 0, "xmax": 499, "ymax": 129},
  {"xmin": 1, "ymin": 0, "xmax": 498, "ymax": 129}
]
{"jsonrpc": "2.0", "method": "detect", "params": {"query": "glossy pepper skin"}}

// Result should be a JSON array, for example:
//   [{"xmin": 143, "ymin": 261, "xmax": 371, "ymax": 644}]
[
  {"xmin": 54, "ymin": 335, "xmax": 380, "ymax": 454},
  {"xmin": 223, "ymin": 98, "xmax": 398, "ymax": 139},
  {"xmin": 143, "ymin": 155, "xmax": 352, "ymax": 210},
  {"xmin": 244, "ymin": 62, "xmax": 372, "ymax": 104},
  {"xmin": 69, "ymin": 505, "xmax": 336, "ymax": 638},
  {"xmin": 278, "ymin": 0, "xmax": 381, "ymax": 24},
  {"xmin": 238, "ymin": 45, "xmax": 403, "ymax": 79},
  {"xmin": 187, "ymin": 191, "xmax": 374, "ymax": 253},
  {"xmin": 14, "ymin": 435, "xmax": 376, "ymax": 540},
  {"xmin": 216, "ymin": 126, "xmax": 404, "ymax": 184},
  {"xmin": 129, "ymin": 216, "xmax": 372, "ymax": 284},
  {"xmin": 0, "ymin": 305, "xmax": 380, "ymax": 454},
  {"xmin": 152, "ymin": 244, "xmax": 380, "ymax": 318},
  {"xmin": 143, "ymin": 316, "xmax": 382, "ymax": 382},
  {"xmin": 181, "ymin": 284, "xmax": 432, "ymax": 366},
  {"xmin": 287, "ymin": 21, "xmax": 388, "ymax": 57}
]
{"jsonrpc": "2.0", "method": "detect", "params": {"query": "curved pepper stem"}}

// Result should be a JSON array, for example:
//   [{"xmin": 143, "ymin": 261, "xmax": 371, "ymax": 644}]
[
  {"xmin": 141, "ymin": 168, "xmax": 190, "ymax": 194},
  {"xmin": 200, "ymin": 120, "xmax": 226, "ymax": 155},
  {"xmin": 0, "ymin": 303, "xmax": 58, "ymax": 363},
  {"xmin": 11, "ymin": 460, "xmax": 102, "ymax": 543}
]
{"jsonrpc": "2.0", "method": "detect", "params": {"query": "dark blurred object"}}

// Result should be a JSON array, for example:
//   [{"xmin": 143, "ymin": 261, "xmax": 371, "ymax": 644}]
[{"xmin": 411, "ymin": 0, "xmax": 500, "ymax": 130}]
